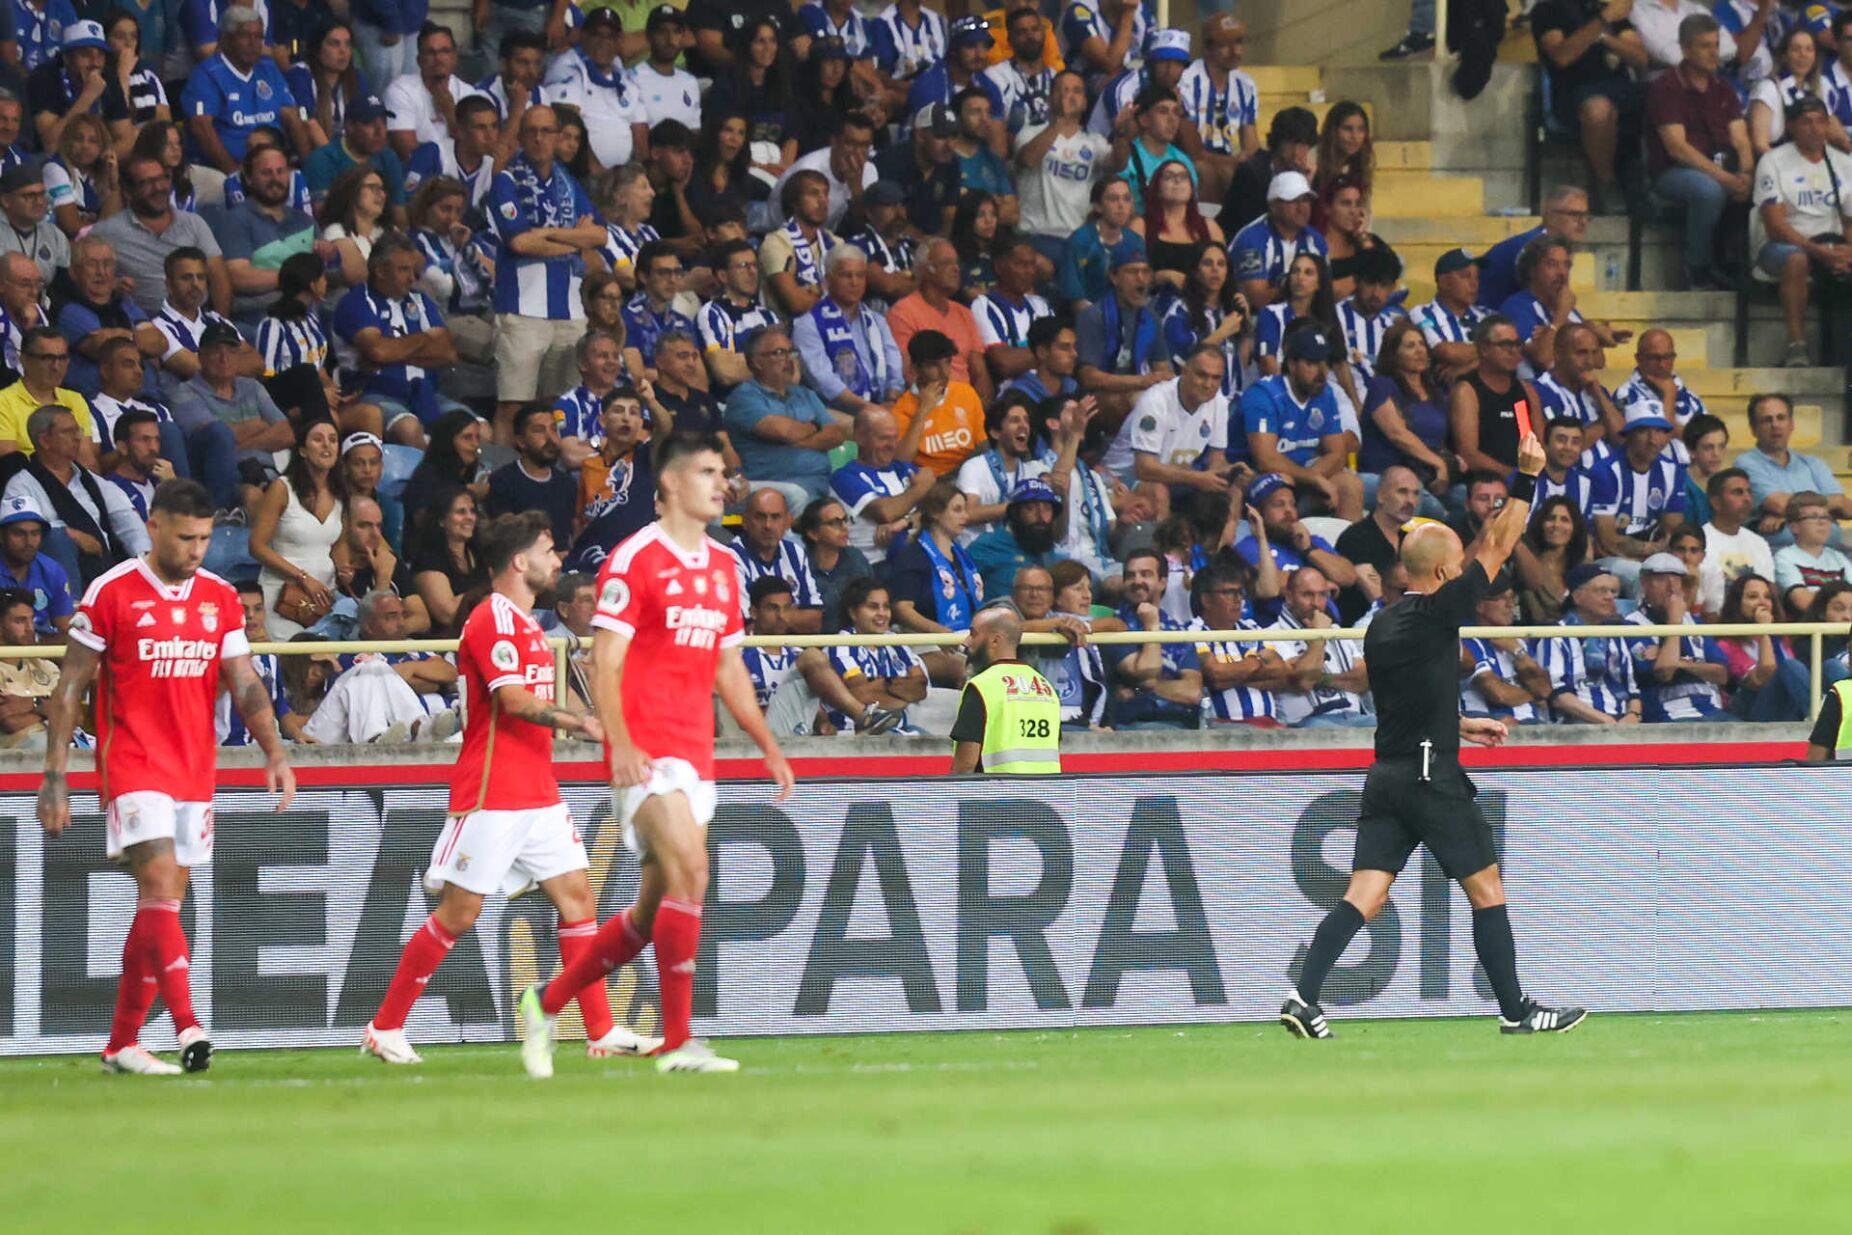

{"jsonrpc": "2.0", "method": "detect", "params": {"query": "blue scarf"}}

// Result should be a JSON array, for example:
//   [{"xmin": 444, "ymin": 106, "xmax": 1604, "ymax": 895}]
[
  {"xmin": 808, "ymin": 296, "xmax": 886, "ymax": 400},
  {"xmin": 784, "ymin": 216, "xmax": 835, "ymax": 289},
  {"xmin": 1100, "ymin": 292, "xmax": 1156, "ymax": 375},
  {"xmin": 918, "ymin": 531, "xmax": 982, "ymax": 629},
  {"xmin": 508, "ymin": 154, "xmax": 580, "ymax": 232},
  {"xmin": 574, "ymin": 48, "xmax": 628, "ymax": 93}
]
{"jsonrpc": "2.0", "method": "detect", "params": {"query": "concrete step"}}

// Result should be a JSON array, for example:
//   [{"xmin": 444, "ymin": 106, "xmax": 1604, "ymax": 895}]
[
  {"xmin": 1595, "ymin": 367, "xmax": 1845, "ymax": 397},
  {"xmin": 1246, "ymin": 65, "xmax": 1324, "ymax": 96},
  {"xmin": 1375, "ymin": 140, "xmax": 1432, "ymax": 170},
  {"xmin": 1372, "ymin": 170, "xmax": 1487, "ymax": 217},
  {"xmin": 1374, "ymin": 214, "xmax": 1540, "ymax": 244},
  {"xmin": 1583, "ymin": 290, "xmax": 1845, "ymax": 371}
]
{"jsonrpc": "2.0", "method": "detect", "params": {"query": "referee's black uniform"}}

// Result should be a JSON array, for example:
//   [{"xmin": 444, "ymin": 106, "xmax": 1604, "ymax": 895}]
[{"xmin": 1352, "ymin": 558, "xmax": 1501, "ymax": 879}]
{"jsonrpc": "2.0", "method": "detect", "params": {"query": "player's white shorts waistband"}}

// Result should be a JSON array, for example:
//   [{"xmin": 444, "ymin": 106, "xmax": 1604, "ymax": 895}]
[
  {"xmin": 617, "ymin": 757, "xmax": 717, "ymax": 856},
  {"xmin": 106, "ymin": 792, "xmax": 213, "ymax": 866},
  {"xmin": 424, "ymin": 801, "xmax": 587, "ymax": 898}
]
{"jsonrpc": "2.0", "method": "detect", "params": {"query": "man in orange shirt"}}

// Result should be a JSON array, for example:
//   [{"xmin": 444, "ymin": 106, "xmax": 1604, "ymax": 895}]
[
  {"xmin": 891, "ymin": 330, "xmax": 985, "ymax": 476},
  {"xmin": 887, "ymin": 237, "xmax": 996, "ymax": 403}
]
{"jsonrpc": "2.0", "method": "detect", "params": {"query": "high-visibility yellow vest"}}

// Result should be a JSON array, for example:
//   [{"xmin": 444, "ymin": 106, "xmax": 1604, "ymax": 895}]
[
  {"xmin": 1833, "ymin": 679, "xmax": 1852, "ymax": 757},
  {"xmin": 959, "ymin": 660, "xmax": 1062, "ymax": 775}
]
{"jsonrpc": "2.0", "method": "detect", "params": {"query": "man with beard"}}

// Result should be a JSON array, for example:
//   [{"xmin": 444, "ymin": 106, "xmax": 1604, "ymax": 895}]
[
  {"xmin": 1236, "ymin": 471, "xmax": 1358, "ymax": 606},
  {"xmin": 487, "ymin": 404, "xmax": 577, "ymax": 554},
  {"xmin": 92, "ymin": 155, "xmax": 231, "ymax": 319},
  {"xmin": 968, "ymin": 476, "xmax": 1068, "ymax": 600},
  {"xmin": 1236, "ymin": 326, "xmax": 1362, "ymax": 519},
  {"xmin": 984, "ymin": 7, "xmax": 1056, "ymax": 137},
  {"xmin": 220, "ymin": 145, "xmax": 330, "ymax": 335},
  {"xmin": 761, "ymin": 171, "xmax": 841, "ymax": 319},
  {"xmin": 772, "ymin": 111, "xmax": 880, "ymax": 233},
  {"xmin": 950, "ymin": 605, "xmax": 1062, "ymax": 774},
  {"xmin": 1497, "ymin": 233, "xmax": 1627, "ymax": 375},
  {"xmin": 1109, "ymin": 546, "xmax": 1203, "ymax": 728},
  {"xmin": 567, "ymin": 386, "xmax": 660, "ymax": 572},
  {"xmin": 955, "ymin": 391, "xmax": 1046, "ymax": 534}
]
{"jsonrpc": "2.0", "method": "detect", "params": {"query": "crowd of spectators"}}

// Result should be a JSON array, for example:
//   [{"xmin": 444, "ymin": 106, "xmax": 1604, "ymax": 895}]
[{"xmin": 0, "ymin": 0, "xmax": 1838, "ymax": 748}]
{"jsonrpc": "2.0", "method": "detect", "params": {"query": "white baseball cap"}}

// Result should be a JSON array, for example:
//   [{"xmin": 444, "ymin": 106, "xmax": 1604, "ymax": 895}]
[
  {"xmin": 0, "ymin": 495, "xmax": 47, "ymax": 527},
  {"xmin": 1267, "ymin": 170, "xmax": 1316, "ymax": 202}
]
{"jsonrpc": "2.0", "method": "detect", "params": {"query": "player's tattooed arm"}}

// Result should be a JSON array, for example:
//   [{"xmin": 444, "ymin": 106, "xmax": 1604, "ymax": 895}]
[
  {"xmin": 38, "ymin": 640, "xmax": 100, "ymax": 836},
  {"xmin": 222, "ymin": 654, "xmax": 297, "ymax": 812},
  {"xmin": 495, "ymin": 684, "xmax": 603, "ymax": 740}
]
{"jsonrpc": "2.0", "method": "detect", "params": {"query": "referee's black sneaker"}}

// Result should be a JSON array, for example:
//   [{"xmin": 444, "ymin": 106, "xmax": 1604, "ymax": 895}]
[
  {"xmin": 1279, "ymin": 990, "xmax": 1334, "ymax": 1040},
  {"xmin": 1499, "ymin": 999, "xmax": 1587, "ymax": 1035}
]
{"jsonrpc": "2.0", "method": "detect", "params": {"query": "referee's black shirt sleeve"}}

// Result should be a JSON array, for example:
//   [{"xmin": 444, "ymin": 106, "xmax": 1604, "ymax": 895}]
[{"xmin": 1809, "ymin": 689, "xmax": 1842, "ymax": 753}]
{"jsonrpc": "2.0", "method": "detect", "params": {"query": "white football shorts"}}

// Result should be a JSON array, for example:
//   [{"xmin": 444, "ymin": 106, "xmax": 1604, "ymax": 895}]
[
  {"xmin": 423, "ymin": 801, "xmax": 588, "ymax": 897},
  {"xmin": 617, "ymin": 757, "xmax": 717, "ymax": 856},
  {"xmin": 106, "ymin": 791, "xmax": 214, "ymax": 866}
]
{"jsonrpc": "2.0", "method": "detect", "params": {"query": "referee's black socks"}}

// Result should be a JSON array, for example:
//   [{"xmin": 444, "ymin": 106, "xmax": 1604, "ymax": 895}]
[
  {"xmin": 1296, "ymin": 901, "xmax": 1366, "ymax": 1005},
  {"xmin": 1471, "ymin": 904, "xmax": 1527, "ymax": 1021}
]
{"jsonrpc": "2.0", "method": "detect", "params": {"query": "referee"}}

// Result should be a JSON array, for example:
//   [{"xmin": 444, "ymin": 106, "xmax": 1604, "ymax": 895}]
[
  {"xmin": 1280, "ymin": 433, "xmax": 1587, "ymax": 1038},
  {"xmin": 950, "ymin": 608, "xmax": 1062, "ymax": 775}
]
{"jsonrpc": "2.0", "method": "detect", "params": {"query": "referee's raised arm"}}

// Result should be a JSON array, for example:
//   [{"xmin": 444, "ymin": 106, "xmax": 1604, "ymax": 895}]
[{"xmin": 1469, "ymin": 434, "xmax": 1547, "ymax": 581}]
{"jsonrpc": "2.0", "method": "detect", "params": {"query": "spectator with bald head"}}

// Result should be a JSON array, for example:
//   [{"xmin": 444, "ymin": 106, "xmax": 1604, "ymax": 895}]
[
  {"xmin": 1615, "ymin": 327, "xmax": 1706, "ymax": 429},
  {"xmin": 732, "ymin": 485, "xmax": 825, "ymax": 635},
  {"xmin": 1270, "ymin": 562, "xmax": 1371, "ymax": 727},
  {"xmin": 830, "ymin": 406, "xmax": 933, "ymax": 566},
  {"xmin": 888, "ymin": 237, "xmax": 994, "ymax": 401}
]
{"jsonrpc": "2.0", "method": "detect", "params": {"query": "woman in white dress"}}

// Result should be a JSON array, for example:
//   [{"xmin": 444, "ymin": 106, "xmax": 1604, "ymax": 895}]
[{"xmin": 250, "ymin": 419, "xmax": 347, "ymax": 638}]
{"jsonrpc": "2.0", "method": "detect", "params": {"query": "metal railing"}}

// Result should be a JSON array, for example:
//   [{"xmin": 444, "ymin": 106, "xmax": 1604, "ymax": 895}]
[{"xmin": 4, "ymin": 621, "xmax": 1843, "ymax": 721}]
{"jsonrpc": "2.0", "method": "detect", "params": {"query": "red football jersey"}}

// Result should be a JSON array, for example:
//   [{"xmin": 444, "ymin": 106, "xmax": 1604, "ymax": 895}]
[
  {"xmin": 450, "ymin": 592, "xmax": 562, "ymax": 814},
  {"xmin": 593, "ymin": 523, "xmax": 744, "ymax": 779},
  {"xmin": 71, "ymin": 559, "xmax": 250, "ymax": 805}
]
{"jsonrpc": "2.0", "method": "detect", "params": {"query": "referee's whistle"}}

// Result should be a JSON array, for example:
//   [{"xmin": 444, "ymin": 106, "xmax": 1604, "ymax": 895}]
[{"xmin": 1420, "ymin": 738, "xmax": 1433, "ymax": 783}]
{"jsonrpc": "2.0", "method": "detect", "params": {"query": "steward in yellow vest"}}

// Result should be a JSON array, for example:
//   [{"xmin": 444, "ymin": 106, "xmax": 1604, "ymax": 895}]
[{"xmin": 950, "ymin": 607, "xmax": 1062, "ymax": 774}]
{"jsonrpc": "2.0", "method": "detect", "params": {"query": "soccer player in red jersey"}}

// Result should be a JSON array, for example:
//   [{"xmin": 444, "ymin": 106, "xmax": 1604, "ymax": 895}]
[
  {"xmin": 520, "ymin": 431, "xmax": 795, "ymax": 1076},
  {"xmin": 37, "ymin": 479, "xmax": 296, "ymax": 1076},
  {"xmin": 362, "ymin": 511, "xmax": 661, "ymax": 1064}
]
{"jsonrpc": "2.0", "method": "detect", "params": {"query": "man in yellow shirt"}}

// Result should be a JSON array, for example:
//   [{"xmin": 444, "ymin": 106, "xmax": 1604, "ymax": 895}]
[
  {"xmin": 891, "ymin": 329, "xmax": 984, "ymax": 476},
  {"xmin": 0, "ymin": 329, "xmax": 98, "ymax": 467}
]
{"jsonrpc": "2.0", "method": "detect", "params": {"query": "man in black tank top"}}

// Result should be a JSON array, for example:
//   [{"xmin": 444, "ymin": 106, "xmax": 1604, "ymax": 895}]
[
  {"xmin": 1279, "ymin": 430, "xmax": 1588, "ymax": 1039},
  {"xmin": 1449, "ymin": 313, "xmax": 1540, "ymax": 476}
]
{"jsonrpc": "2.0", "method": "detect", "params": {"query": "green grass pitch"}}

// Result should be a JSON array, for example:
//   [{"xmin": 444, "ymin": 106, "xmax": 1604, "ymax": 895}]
[{"xmin": 2, "ymin": 1011, "xmax": 1848, "ymax": 1234}]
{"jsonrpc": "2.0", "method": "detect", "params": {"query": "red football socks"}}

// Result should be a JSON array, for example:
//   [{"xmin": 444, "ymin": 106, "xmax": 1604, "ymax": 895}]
[
  {"xmin": 557, "ymin": 918, "xmax": 615, "ymax": 1040},
  {"xmin": 372, "ymin": 915, "xmax": 457, "ymax": 1032},
  {"xmin": 652, "ymin": 898, "xmax": 702, "ymax": 1053},
  {"xmin": 542, "ymin": 906, "xmax": 649, "ymax": 1016},
  {"xmin": 139, "ymin": 898, "xmax": 199, "ymax": 1035},
  {"xmin": 104, "ymin": 910, "xmax": 158, "ymax": 1054}
]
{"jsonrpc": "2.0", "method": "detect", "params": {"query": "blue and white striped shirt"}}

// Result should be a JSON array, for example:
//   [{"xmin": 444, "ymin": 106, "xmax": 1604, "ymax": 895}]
[
  {"xmin": 1336, "ymin": 296, "xmax": 1406, "ymax": 381},
  {"xmin": 798, "ymin": 1, "xmax": 878, "ymax": 57},
  {"xmin": 1060, "ymin": 0, "xmax": 1149, "ymax": 81},
  {"xmin": 730, "ymin": 536, "xmax": 824, "ymax": 619},
  {"xmin": 1623, "ymin": 609, "xmax": 1726, "ymax": 721},
  {"xmin": 1587, "ymin": 451, "xmax": 1688, "ymax": 540},
  {"xmin": 1191, "ymin": 616, "xmax": 1275, "ymax": 722},
  {"xmin": 1160, "ymin": 297, "xmax": 1247, "ymax": 399},
  {"xmin": 412, "ymin": 228, "xmax": 493, "ymax": 316},
  {"xmin": 1253, "ymin": 300, "xmax": 1295, "ymax": 362},
  {"xmin": 824, "ymin": 642, "xmax": 924, "ymax": 732},
  {"xmin": 485, "ymin": 154, "xmax": 593, "ymax": 320},
  {"xmin": 601, "ymin": 219, "xmax": 660, "ymax": 276},
  {"xmin": 743, "ymin": 644, "xmax": 799, "ymax": 710},
  {"xmin": 1086, "ymin": 66, "xmax": 1143, "ymax": 137},
  {"xmin": 983, "ymin": 59, "xmax": 1054, "ymax": 132},
  {"xmin": 553, "ymin": 384, "xmax": 608, "ymax": 445},
  {"xmin": 1460, "ymin": 636, "xmax": 1542, "ymax": 723},
  {"xmin": 256, "ymin": 312, "xmax": 329, "ymax": 376},
  {"xmin": 1530, "ymin": 612, "xmax": 1638, "ymax": 720},
  {"xmin": 870, "ymin": 4, "xmax": 947, "ymax": 80},
  {"xmin": 217, "ymin": 651, "xmax": 290, "ymax": 746},
  {"xmin": 970, "ymin": 290, "xmax": 1052, "ymax": 350},
  {"xmin": 1535, "ymin": 465, "xmax": 1601, "ymax": 523},
  {"xmin": 1410, "ymin": 297, "xmax": 1486, "ymax": 349},
  {"xmin": 1176, "ymin": 60, "xmax": 1258, "ymax": 156},
  {"xmin": 697, "ymin": 295, "xmax": 779, "ymax": 357},
  {"xmin": 1614, "ymin": 369, "xmax": 1704, "ymax": 466},
  {"xmin": 1229, "ymin": 217, "xmax": 1328, "ymax": 289}
]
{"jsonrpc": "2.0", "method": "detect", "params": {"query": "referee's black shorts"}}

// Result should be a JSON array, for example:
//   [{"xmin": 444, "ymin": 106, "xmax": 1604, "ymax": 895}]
[{"xmin": 1352, "ymin": 756, "xmax": 1500, "ymax": 880}]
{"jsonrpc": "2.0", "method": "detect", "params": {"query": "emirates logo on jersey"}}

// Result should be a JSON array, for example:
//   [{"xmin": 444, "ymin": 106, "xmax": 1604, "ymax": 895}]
[
  {"xmin": 665, "ymin": 605, "xmax": 727, "ymax": 650},
  {"xmin": 138, "ymin": 636, "xmax": 216, "ymax": 678}
]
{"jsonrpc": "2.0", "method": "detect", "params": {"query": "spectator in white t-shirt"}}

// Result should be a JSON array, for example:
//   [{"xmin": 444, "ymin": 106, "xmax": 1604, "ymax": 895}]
[
  {"xmin": 384, "ymin": 24, "xmax": 481, "ymax": 165},
  {"xmin": 1701, "ymin": 465, "xmax": 1776, "ymax": 590},
  {"xmin": 1750, "ymin": 95, "xmax": 1852, "ymax": 366},
  {"xmin": 1100, "ymin": 343, "xmax": 1234, "ymax": 519},
  {"xmin": 1013, "ymin": 69, "xmax": 1110, "ymax": 269}
]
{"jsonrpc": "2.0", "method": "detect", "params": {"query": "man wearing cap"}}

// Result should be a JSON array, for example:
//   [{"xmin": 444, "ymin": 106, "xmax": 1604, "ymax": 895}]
[
  {"xmin": 1530, "ymin": 563, "xmax": 1643, "ymax": 722},
  {"xmin": 1411, "ymin": 248, "xmax": 1489, "ymax": 380},
  {"xmin": 1588, "ymin": 399, "xmax": 1690, "ymax": 595},
  {"xmin": 25, "ymin": 19, "xmax": 112, "ymax": 154},
  {"xmin": 182, "ymin": 7, "xmax": 310, "ymax": 174},
  {"xmin": 1236, "ymin": 326, "xmax": 1364, "ymax": 519},
  {"xmin": 632, "ymin": 7, "xmax": 702, "ymax": 130},
  {"xmin": 0, "ymin": 164, "xmax": 70, "ymax": 283},
  {"xmin": 1642, "ymin": 13, "xmax": 1752, "ymax": 291},
  {"xmin": 0, "ymin": 495, "xmax": 74, "ymax": 638},
  {"xmin": 1237, "ymin": 472, "xmax": 1357, "ymax": 599},
  {"xmin": 1061, "ymin": 0, "xmax": 1148, "ymax": 91},
  {"xmin": 892, "ymin": 328, "xmax": 985, "ymax": 477},
  {"xmin": 1750, "ymin": 94, "xmax": 1852, "ymax": 366},
  {"xmin": 968, "ymin": 477, "xmax": 1068, "ymax": 600},
  {"xmin": 1623, "ymin": 551, "xmax": 1729, "ymax": 720},
  {"xmin": 890, "ymin": 237, "xmax": 994, "ymax": 399},
  {"xmin": 846, "ymin": 181, "xmax": 919, "ymax": 310},
  {"xmin": 877, "ymin": 102, "xmax": 965, "ymax": 235},
  {"xmin": 905, "ymin": 15, "xmax": 1005, "ymax": 139},
  {"xmin": 1459, "ymin": 577, "xmax": 1552, "ymax": 724},
  {"xmin": 1074, "ymin": 247, "xmax": 1173, "ymax": 422},
  {"xmin": 984, "ymin": 6, "xmax": 1055, "ymax": 134},
  {"xmin": 170, "ymin": 320, "xmax": 293, "ymax": 511},
  {"xmin": 829, "ymin": 407, "xmax": 930, "ymax": 566},
  {"xmin": 1015, "ymin": 69, "xmax": 1111, "ymax": 266},
  {"xmin": 1174, "ymin": 16, "xmax": 1258, "ymax": 203},
  {"xmin": 1089, "ymin": 27, "xmax": 1189, "ymax": 141},
  {"xmin": 1230, "ymin": 168, "xmax": 1328, "ymax": 311},
  {"xmin": 384, "ymin": 23, "xmax": 482, "ymax": 165},
  {"xmin": 544, "ymin": 8, "xmax": 650, "ymax": 169},
  {"xmin": 793, "ymin": 245, "xmax": 904, "ymax": 418},
  {"xmin": 1100, "ymin": 342, "xmax": 1232, "ymax": 514},
  {"xmin": 301, "ymin": 95, "xmax": 410, "ymax": 208},
  {"xmin": 1111, "ymin": 84, "xmax": 1196, "ymax": 212},
  {"xmin": 774, "ymin": 111, "xmax": 880, "ymax": 233}
]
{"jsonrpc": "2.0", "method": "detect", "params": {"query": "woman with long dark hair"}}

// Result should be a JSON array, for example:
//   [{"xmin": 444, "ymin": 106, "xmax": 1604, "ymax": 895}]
[
  {"xmin": 102, "ymin": 8, "xmax": 170, "ymax": 152},
  {"xmin": 1360, "ymin": 319, "xmax": 1452, "ymax": 509},
  {"xmin": 285, "ymin": 21, "xmax": 369, "ymax": 151},
  {"xmin": 402, "ymin": 409, "xmax": 490, "ymax": 533},
  {"xmin": 793, "ymin": 38, "xmax": 859, "ymax": 156},
  {"xmin": 949, "ymin": 193, "xmax": 1004, "ymax": 299},
  {"xmin": 319, "ymin": 165, "xmax": 391, "ymax": 290},
  {"xmin": 706, "ymin": 18, "xmax": 799, "ymax": 181},
  {"xmin": 409, "ymin": 485, "xmax": 486, "ymax": 635},
  {"xmin": 1130, "ymin": 158, "xmax": 1224, "ymax": 290},
  {"xmin": 1312, "ymin": 101, "xmax": 1373, "ymax": 212},
  {"xmin": 1516, "ymin": 495, "xmax": 1590, "ymax": 623},
  {"xmin": 1254, "ymin": 251, "xmax": 1338, "ymax": 376},
  {"xmin": 251, "ymin": 418, "xmax": 348, "ymax": 637},
  {"xmin": 1159, "ymin": 243, "xmax": 1248, "ymax": 400},
  {"xmin": 1718, "ymin": 573, "xmax": 1799, "ymax": 720},
  {"xmin": 688, "ymin": 109, "xmax": 762, "ymax": 227}
]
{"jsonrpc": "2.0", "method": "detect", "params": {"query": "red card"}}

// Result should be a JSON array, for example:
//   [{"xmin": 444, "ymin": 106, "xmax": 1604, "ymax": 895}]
[{"xmin": 1513, "ymin": 398, "xmax": 1533, "ymax": 440}]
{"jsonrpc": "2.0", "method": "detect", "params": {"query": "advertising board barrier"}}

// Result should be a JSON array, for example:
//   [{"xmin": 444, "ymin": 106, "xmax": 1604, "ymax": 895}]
[{"xmin": 4, "ymin": 764, "xmax": 1849, "ymax": 1056}]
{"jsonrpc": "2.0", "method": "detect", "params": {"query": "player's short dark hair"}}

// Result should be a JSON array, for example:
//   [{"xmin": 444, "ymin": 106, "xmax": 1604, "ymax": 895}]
[
  {"xmin": 655, "ymin": 430, "xmax": 727, "ymax": 476},
  {"xmin": 834, "ymin": 110, "xmax": 878, "ymax": 140},
  {"xmin": 1027, "ymin": 315, "xmax": 1072, "ymax": 351},
  {"xmin": 650, "ymin": 119, "xmax": 694, "ymax": 150},
  {"xmin": 838, "ymin": 575, "xmax": 889, "ymax": 620},
  {"xmin": 749, "ymin": 575, "xmax": 794, "ymax": 608},
  {"xmin": 1123, "ymin": 546, "xmax": 1168, "ymax": 579},
  {"xmin": 710, "ymin": 237, "xmax": 755, "ymax": 272},
  {"xmin": 1463, "ymin": 469, "xmax": 1509, "ymax": 495},
  {"xmin": 0, "ymin": 587, "xmax": 34, "ymax": 618},
  {"xmin": 479, "ymin": 510, "xmax": 555, "ymax": 574},
  {"xmin": 163, "ymin": 245, "xmax": 209, "ymax": 280},
  {"xmin": 1350, "ymin": 243, "xmax": 1401, "ymax": 287},
  {"xmin": 150, "ymin": 478, "xmax": 215, "ymax": 520},
  {"xmin": 511, "ymin": 403, "xmax": 553, "ymax": 437},
  {"xmin": 603, "ymin": 383, "xmax": 642, "ymax": 410},
  {"xmin": 951, "ymin": 86, "xmax": 992, "ymax": 116},
  {"xmin": 112, "ymin": 408, "xmax": 161, "ymax": 445},
  {"xmin": 1707, "ymin": 466, "xmax": 1750, "ymax": 500},
  {"xmin": 635, "ymin": 239, "xmax": 678, "ymax": 278},
  {"xmin": 1543, "ymin": 415, "xmax": 1583, "ymax": 440}
]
